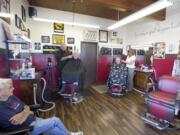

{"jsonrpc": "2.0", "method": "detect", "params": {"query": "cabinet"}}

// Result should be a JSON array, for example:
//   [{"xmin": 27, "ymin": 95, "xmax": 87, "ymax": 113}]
[{"xmin": 134, "ymin": 69, "xmax": 153, "ymax": 92}]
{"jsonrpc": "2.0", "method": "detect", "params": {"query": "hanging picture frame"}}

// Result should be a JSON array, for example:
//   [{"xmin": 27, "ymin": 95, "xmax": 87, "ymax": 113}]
[
  {"xmin": 21, "ymin": 5, "xmax": 26, "ymax": 22},
  {"xmin": 153, "ymin": 42, "xmax": 166, "ymax": 59},
  {"xmin": 99, "ymin": 30, "xmax": 108, "ymax": 43},
  {"xmin": 41, "ymin": 36, "xmax": 50, "ymax": 43},
  {"xmin": 15, "ymin": 14, "xmax": 21, "ymax": 29},
  {"xmin": 27, "ymin": 28, "xmax": 30, "ymax": 39},
  {"xmin": 54, "ymin": 22, "xmax": 64, "ymax": 33},
  {"xmin": 52, "ymin": 34, "xmax": 65, "ymax": 44},
  {"xmin": 67, "ymin": 37, "xmax": 75, "ymax": 44}
]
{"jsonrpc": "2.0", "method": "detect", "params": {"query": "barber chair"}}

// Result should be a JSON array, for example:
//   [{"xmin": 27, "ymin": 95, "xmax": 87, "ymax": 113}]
[
  {"xmin": 0, "ymin": 104, "xmax": 40, "ymax": 135},
  {"xmin": 111, "ymin": 84, "xmax": 123, "ymax": 96},
  {"xmin": 60, "ymin": 81, "xmax": 80, "ymax": 103},
  {"xmin": 141, "ymin": 75, "xmax": 180, "ymax": 130}
]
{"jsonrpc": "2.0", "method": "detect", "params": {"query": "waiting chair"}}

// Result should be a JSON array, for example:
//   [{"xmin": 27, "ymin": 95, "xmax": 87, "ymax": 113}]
[
  {"xmin": 141, "ymin": 75, "xmax": 180, "ymax": 130},
  {"xmin": 0, "ymin": 104, "xmax": 40, "ymax": 135}
]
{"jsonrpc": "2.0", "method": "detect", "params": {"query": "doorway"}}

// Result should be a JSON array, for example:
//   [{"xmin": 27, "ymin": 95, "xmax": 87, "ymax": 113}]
[{"xmin": 81, "ymin": 42, "xmax": 98, "ymax": 88}]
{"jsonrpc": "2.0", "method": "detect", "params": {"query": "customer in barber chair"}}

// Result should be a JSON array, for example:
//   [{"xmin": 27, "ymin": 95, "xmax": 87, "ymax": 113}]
[
  {"xmin": 61, "ymin": 52, "xmax": 86, "ymax": 91},
  {"xmin": 0, "ymin": 78, "xmax": 83, "ymax": 135}
]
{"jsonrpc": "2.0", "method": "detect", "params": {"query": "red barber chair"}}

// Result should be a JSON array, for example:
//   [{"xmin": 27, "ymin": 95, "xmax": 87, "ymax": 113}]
[{"xmin": 141, "ymin": 76, "xmax": 180, "ymax": 130}]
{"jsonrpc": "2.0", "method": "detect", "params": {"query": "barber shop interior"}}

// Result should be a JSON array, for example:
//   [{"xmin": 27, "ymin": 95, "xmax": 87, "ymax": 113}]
[{"xmin": 0, "ymin": 0, "xmax": 180, "ymax": 135}]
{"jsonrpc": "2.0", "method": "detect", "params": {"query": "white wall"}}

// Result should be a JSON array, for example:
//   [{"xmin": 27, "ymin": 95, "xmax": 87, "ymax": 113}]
[
  {"xmin": 29, "ymin": 7, "xmax": 125, "ymax": 52},
  {"xmin": 119, "ymin": 0, "xmax": 180, "ymax": 54},
  {"xmin": 0, "ymin": 0, "xmax": 29, "ymax": 48}
]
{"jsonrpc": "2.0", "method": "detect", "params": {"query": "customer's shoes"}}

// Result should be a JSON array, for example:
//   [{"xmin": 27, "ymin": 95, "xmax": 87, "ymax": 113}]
[
  {"xmin": 72, "ymin": 96, "xmax": 83, "ymax": 104},
  {"xmin": 70, "ymin": 131, "xmax": 83, "ymax": 135}
]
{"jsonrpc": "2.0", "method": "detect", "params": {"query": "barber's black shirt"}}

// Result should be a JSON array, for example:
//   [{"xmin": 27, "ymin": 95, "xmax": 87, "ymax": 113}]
[
  {"xmin": 0, "ymin": 96, "xmax": 35, "ymax": 130},
  {"xmin": 56, "ymin": 49, "xmax": 71, "ymax": 71}
]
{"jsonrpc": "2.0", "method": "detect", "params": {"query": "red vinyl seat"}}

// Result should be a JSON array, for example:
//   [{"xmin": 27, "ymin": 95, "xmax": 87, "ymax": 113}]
[
  {"xmin": 148, "ymin": 91, "xmax": 176, "ymax": 106},
  {"xmin": 146, "ymin": 76, "xmax": 180, "ymax": 122}
]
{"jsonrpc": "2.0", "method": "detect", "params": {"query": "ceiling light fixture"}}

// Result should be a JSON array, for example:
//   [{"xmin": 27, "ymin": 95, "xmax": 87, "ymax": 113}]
[
  {"xmin": 0, "ymin": 12, "xmax": 11, "ymax": 18},
  {"xmin": 33, "ymin": 17, "xmax": 100, "ymax": 29},
  {"xmin": 108, "ymin": 0, "xmax": 173, "ymax": 30}
]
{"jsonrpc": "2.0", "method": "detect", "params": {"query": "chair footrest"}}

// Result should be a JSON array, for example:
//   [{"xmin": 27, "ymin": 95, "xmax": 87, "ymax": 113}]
[
  {"xmin": 112, "ymin": 93, "xmax": 123, "ymax": 96},
  {"xmin": 141, "ymin": 113, "xmax": 170, "ymax": 130}
]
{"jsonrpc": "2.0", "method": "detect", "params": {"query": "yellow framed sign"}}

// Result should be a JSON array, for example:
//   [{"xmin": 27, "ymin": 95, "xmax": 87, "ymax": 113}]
[
  {"xmin": 54, "ymin": 22, "xmax": 64, "ymax": 33},
  {"xmin": 52, "ymin": 34, "xmax": 65, "ymax": 44}
]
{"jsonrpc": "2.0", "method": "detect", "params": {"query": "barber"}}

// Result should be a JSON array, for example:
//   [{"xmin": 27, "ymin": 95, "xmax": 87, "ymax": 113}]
[
  {"xmin": 55, "ymin": 44, "xmax": 72, "ymax": 88},
  {"xmin": 121, "ymin": 49, "xmax": 136, "ymax": 91}
]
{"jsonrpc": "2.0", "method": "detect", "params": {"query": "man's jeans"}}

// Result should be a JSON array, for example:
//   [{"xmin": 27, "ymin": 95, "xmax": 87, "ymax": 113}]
[{"xmin": 31, "ymin": 117, "xmax": 68, "ymax": 135}]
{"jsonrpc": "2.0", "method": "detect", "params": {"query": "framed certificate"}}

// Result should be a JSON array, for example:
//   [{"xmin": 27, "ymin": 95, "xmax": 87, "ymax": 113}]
[{"xmin": 99, "ymin": 30, "xmax": 108, "ymax": 43}]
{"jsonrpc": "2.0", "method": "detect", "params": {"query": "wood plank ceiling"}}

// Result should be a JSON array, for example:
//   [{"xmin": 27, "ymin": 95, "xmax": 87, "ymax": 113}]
[{"xmin": 28, "ymin": 0, "xmax": 166, "ymax": 21}]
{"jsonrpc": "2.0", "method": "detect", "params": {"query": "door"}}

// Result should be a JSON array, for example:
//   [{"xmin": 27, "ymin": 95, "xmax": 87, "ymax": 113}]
[{"xmin": 81, "ymin": 42, "xmax": 98, "ymax": 88}]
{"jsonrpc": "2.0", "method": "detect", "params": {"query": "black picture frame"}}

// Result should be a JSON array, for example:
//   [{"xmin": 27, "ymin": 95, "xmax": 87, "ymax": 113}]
[
  {"xmin": 67, "ymin": 37, "xmax": 75, "ymax": 44},
  {"xmin": 54, "ymin": 22, "xmax": 64, "ymax": 33},
  {"xmin": 15, "ymin": 14, "xmax": 21, "ymax": 29},
  {"xmin": 27, "ymin": 28, "xmax": 30, "ymax": 38},
  {"xmin": 41, "ymin": 36, "xmax": 50, "ymax": 43},
  {"xmin": 21, "ymin": 5, "xmax": 26, "ymax": 22},
  {"xmin": 99, "ymin": 30, "xmax": 108, "ymax": 43},
  {"xmin": 34, "ymin": 42, "xmax": 41, "ymax": 51}
]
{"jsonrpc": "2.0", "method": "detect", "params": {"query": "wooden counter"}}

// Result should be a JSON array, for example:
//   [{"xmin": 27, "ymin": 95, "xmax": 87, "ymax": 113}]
[{"xmin": 134, "ymin": 69, "xmax": 153, "ymax": 93}]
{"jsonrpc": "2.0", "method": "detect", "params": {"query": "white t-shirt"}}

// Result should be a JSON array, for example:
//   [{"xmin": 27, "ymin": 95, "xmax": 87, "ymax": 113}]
[{"xmin": 126, "ymin": 55, "xmax": 136, "ymax": 68}]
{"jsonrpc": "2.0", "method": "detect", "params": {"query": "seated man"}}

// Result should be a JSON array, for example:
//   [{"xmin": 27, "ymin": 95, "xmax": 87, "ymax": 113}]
[
  {"xmin": 0, "ymin": 78, "xmax": 83, "ymax": 135},
  {"xmin": 62, "ymin": 52, "xmax": 86, "ymax": 90}
]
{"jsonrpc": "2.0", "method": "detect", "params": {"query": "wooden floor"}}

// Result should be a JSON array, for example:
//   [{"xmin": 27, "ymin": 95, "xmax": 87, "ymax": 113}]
[{"xmin": 40, "ymin": 88, "xmax": 180, "ymax": 135}]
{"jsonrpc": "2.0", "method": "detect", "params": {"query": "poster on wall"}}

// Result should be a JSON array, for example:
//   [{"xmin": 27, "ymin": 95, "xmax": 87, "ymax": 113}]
[
  {"xmin": 83, "ymin": 29, "xmax": 97, "ymax": 42},
  {"xmin": 0, "ymin": 0, "xmax": 10, "ymax": 24},
  {"xmin": 153, "ymin": 42, "xmax": 166, "ymax": 59},
  {"xmin": 54, "ymin": 22, "xmax": 64, "ymax": 33},
  {"xmin": 167, "ymin": 44, "xmax": 178, "ymax": 54},
  {"xmin": 43, "ymin": 45, "xmax": 59, "ymax": 54}
]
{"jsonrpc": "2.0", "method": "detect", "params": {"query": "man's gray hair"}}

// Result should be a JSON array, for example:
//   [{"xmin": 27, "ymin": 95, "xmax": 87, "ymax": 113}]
[{"xmin": 0, "ymin": 78, "xmax": 12, "ymax": 90}]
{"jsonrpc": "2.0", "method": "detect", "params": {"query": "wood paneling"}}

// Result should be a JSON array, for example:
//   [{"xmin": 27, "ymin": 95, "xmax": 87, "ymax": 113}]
[
  {"xmin": 28, "ymin": 0, "xmax": 165, "ymax": 21},
  {"xmin": 39, "ymin": 89, "xmax": 180, "ymax": 135}
]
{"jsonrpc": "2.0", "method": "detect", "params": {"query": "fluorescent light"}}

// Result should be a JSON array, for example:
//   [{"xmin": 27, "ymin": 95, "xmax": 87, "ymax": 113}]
[
  {"xmin": 0, "ymin": 12, "xmax": 11, "ymax": 18},
  {"xmin": 108, "ymin": 0, "xmax": 172, "ymax": 30},
  {"xmin": 33, "ymin": 17, "xmax": 100, "ymax": 29}
]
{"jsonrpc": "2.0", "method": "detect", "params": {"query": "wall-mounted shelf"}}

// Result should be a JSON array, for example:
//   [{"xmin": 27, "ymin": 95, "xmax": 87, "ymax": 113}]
[{"xmin": 6, "ymin": 40, "xmax": 30, "ymax": 44}]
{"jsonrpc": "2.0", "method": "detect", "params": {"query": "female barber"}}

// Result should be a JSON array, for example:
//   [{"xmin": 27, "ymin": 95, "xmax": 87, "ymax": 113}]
[{"xmin": 121, "ymin": 49, "xmax": 136, "ymax": 91}]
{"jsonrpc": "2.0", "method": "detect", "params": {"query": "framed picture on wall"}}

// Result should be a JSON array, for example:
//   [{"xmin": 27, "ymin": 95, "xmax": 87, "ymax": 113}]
[
  {"xmin": 52, "ymin": 34, "xmax": 65, "ymax": 44},
  {"xmin": 20, "ymin": 44, "xmax": 30, "ymax": 53},
  {"xmin": 41, "ymin": 36, "xmax": 50, "ymax": 43},
  {"xmin": 153, "ymin": 42, "xmax": 166, "ymax": 59},
  {"xmin": 27, "ymin": 28, "xmax": 30, "ymax": 38},
  {"xmin": 21, "ymin": 5, "xmax": 26, "ymax": 22},
  {"xmin": 15, "ymin": 14, "xmax": 21, "ymax": 29},
  {"xmin": 54, "ymin": 22, "xmax": 64, "ymax": 33},
  {"xmin": 34, "ymin": 42, "xmax": 41, "ymax": 50},
  {"xmin": 0, "ymin": 0, "xmax": 11, "ymax": 24},
  {"xmin": 67, "ymin": 37, "xmax": 75, "ymax": 44},
  {"xmin": 99, "ymin": 30, "xmax": 108, "ymax": 43}
]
